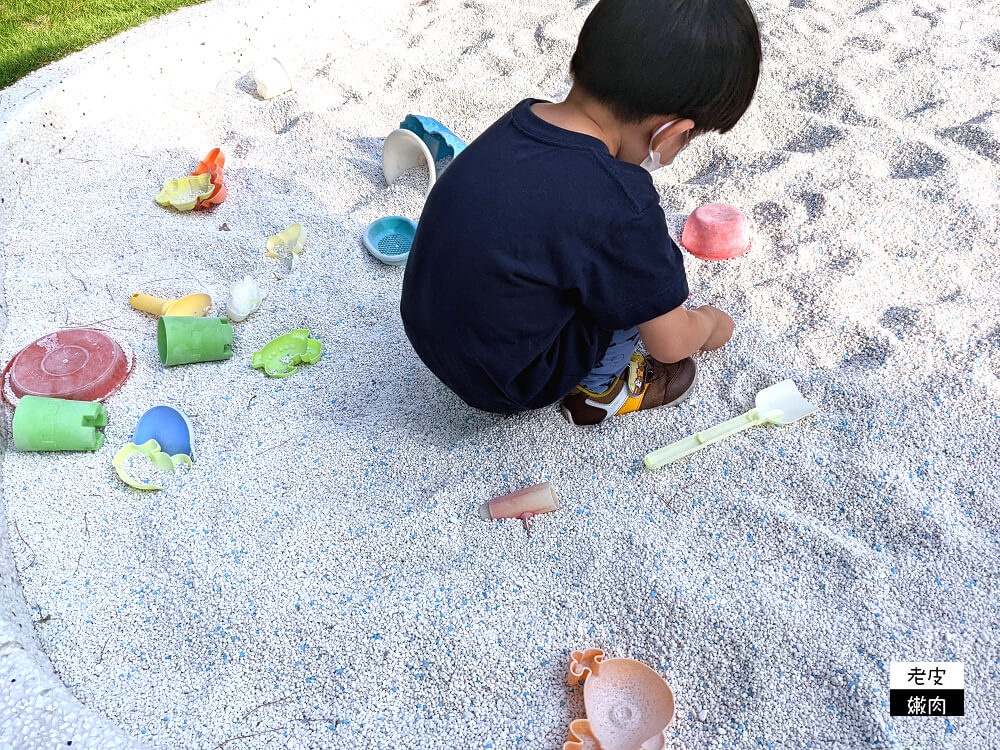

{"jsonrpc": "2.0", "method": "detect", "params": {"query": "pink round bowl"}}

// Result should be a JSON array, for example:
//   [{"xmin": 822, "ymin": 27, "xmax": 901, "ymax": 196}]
[{"xmin": 680, "ymin": 203, "xmax": 751, "ymax": 261}]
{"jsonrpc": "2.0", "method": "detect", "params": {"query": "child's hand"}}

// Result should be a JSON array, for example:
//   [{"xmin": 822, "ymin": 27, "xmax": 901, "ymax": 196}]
[
  {"xmin": 697, "ymin": 306, "xmax": 734, "ymax": 351},
  {"xmin": 638, "ymin": 304, "xmax": 735, "ymax": 363}
]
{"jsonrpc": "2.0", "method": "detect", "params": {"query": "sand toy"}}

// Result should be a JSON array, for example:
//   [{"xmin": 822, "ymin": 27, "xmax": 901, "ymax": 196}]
[
  {"xmin": 363, "ymin": 216, "xmax": 416, "ymax": 266},
  {"xmin": 133, "ymin": 405, "xmax": 194, "ymax": 458},
  {"xmin": 113, "ymin": 438, "xmax": 193, "ymax": 491},
  {"xmin": 130, "ymin": 292, "xmax": 213, "ymax": 317},
  {"xmin": 155, "ymin": 173, "xmax": 215, "ymax": 211},
  {"xmin": 383, "ymin": 129, "xmax": 433, "ymax": 191},
  {"xmin": 226, "ymin": 276, "xmax": 266, "ymax": 322},
  {"xmin": 2, "ymin": 328, "xmax": 133, "ymax": 406},
  {"xmin": 266, "ymin": 223, "xmax": 306, "ymax": 258},
  {"xmin": 479, "ymin": 481, "xmax": 559, "ymax": 536},
  {"xmin": 251, "ymin": 57, "xmax": 293, "ymax": 99},
  {"xmin": 190, "ymin": 148, "xmax": 227, "ymax": 209},
  {"xmin": 564, "ymin": 649, "xmax": 675, "ymax": 750},
  {"xmin": 13, "ymin": 396, "xmax": 106, "ymax": 451},
  {"xmin": 680, "ymin": 203, "xmax": 751, "ymax": 261},
  {"xmin": 382, "ymin": 114, "xmax": 467, "ymax": 195},
  {"xmin": 251, "ymin": 329, "xmax": 321, "ymax": 378},
  {"xmin": 155, "ymin": 149, "xmax": 226, "ymax": 210},
  {"xmin": 644, "ymin": 379, "xmax": 818, "ymax": 470},
  {"xmin": 158, "ymin": 317, "xmax": 234, "ymax": 366},
  {"xmin": 401, "ymin": 115, "xmax": 466, "ymax": 162}
]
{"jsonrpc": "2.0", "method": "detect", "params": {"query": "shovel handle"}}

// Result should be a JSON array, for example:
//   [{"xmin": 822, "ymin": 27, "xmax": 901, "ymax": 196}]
[
  {"xmin": 644, "ymin": 408, "xmax": 783, "ymax": 470},
  {"xmin": 130, "ymin": 293, "xmax": 170, "ymax": 315}
]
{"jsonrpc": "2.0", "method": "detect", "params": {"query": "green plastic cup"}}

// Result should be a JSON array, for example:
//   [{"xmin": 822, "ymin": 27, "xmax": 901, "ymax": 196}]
[
  {"xmin": 158, "ymin": 316, "xmax": 234, "ymax": 366},
  {"xmin": 13, "ymin": 395, "xmax": 107, "ymax": 451}
]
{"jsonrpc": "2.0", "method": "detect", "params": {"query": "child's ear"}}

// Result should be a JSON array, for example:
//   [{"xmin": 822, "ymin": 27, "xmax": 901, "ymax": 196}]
[{"xmin": 651, "ymin": 118, "xmax": 695, "ymax": 151}]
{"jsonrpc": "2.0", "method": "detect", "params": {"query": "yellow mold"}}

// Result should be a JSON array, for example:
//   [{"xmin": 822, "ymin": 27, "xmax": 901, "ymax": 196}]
[
  {"xmin": 266, "ymin": 223, "xmax": 306, "ymax": 258},
  {"xmin": 156, "ymin": 173, "xmax": 215, "ymax": 211},
  {"xmin": 130, "ymin": 292, "xmax": 213, "ymax": 317},
  {"xmin": 113, "ymin": 438, "xmax": 193, "ymax": 491}
]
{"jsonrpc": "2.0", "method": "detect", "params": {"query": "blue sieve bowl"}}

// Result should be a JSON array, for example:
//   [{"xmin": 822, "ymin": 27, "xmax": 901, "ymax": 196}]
[{"xmin": 363, "ymin": 216, "xmax": 417, "ymax": 266}]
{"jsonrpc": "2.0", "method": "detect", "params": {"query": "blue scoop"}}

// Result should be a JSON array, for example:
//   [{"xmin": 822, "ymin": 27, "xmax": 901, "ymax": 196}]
[
  {"xmin": 133, "ymin": 405, "xmax": 194, "ymax": 458},
  {"xmin": 400, "ymin": 115, "xmax": 466, "ymax": 162}
]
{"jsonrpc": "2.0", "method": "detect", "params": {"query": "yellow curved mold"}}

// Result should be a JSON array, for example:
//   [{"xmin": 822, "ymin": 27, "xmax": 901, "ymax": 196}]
[
  {"xmin": 113, "ymin": 439, "xmax": 193, "ymax": 491},
  {"xmin": 265, "ymin": 223, "xmax": 306, "ymax": 257},
  {"xmin": 155, "ymin": 173, "xmax": 215, "ymax": 211}
]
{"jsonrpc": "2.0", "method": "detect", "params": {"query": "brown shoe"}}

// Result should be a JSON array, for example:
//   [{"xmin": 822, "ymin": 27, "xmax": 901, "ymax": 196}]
[{"xmin": 560, "ymin": 352, "xmax": 697, "ymax": 426}]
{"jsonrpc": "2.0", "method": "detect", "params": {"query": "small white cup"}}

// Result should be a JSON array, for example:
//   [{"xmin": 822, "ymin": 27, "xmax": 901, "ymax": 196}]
[
  {"xmin": 226, "ymin": 275, "xmax": 266, "ymax": 322},
  {"xmin": 252, "ymin": 58, "xmax": 293, "ymax": 100}
]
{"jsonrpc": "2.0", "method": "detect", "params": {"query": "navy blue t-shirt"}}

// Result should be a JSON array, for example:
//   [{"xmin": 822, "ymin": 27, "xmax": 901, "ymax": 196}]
[{"xmin": 400, "ymin": 99, "xmax": 689, "ymax": 413}]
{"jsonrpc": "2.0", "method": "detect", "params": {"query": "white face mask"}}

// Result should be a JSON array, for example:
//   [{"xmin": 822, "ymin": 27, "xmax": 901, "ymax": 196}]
[{"xmin": 640, "ymin": 119, "xmax": 678, "ymax": 173}]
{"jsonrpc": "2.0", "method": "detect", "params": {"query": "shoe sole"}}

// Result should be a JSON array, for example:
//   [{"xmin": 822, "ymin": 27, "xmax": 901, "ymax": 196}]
[{"xmin": 562, "ymin": 364, "xmax": 699, "ymax": 426}]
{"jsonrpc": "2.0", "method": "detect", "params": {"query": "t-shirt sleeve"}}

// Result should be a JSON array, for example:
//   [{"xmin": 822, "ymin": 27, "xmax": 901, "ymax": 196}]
[{"xmin": 578, "ymin": 203, "xmax": 690, "ymax": 331}]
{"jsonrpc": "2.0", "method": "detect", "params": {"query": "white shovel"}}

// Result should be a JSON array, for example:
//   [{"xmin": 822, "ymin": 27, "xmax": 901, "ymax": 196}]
[{"xmin": 644, "ymin": 379, "xmax": 818, "ymax": 470}]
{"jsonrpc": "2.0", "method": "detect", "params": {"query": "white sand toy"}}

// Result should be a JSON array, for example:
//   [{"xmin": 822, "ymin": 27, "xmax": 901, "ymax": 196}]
[
  {"xmin": 644, "ymin": 379, "xmax": 818, "ymax": 469},
  {"xmin": 383, "ymin": 129, "xmax": 435, "ymax": 194},
  {"xmin": 225, "ymin": 275, "xmax": 266, "ymax": 322},
  {"xmin": 251, "ymin": 58, "xmax": 293, "ymax": 99}
]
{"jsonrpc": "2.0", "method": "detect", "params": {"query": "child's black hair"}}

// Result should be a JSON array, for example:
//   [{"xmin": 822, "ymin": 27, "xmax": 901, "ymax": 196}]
[{"xmin": 570, "ymin": 0, "xmax": 762, "ymax": 133}]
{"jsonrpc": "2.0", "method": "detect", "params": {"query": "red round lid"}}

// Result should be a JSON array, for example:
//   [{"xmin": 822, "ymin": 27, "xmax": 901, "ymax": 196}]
[{"xmin": 2, "ymin": 329, "xmax": 134, "ymax": 405}]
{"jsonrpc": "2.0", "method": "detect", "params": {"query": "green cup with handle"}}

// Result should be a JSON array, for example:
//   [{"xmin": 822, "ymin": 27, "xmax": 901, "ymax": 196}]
[
  {"xmin": 158, "ymin": 316, "xmax": 234, "ymax": 366},
  {"xmin": 13, "ymin": 395, "xmax": 107, "ymax": 451}
]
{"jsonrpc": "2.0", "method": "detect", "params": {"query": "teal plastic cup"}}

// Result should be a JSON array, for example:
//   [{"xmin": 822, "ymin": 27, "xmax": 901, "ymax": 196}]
[
  {"xmin": 158, "ymin": 316, "xmax": 234, "ymax": 366},
  {"xmin": 13, "ymin": 395, "xmax": 106, "ymax": 451}
]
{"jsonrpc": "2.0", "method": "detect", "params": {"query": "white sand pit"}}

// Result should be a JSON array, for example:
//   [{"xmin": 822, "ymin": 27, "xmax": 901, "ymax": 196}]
[{"xmin": 1, "ymin": 0, "xmax": 998, "ymax": 747}]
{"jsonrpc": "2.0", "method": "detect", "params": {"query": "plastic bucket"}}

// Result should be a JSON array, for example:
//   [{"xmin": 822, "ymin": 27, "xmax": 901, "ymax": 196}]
[
  {"xmin": 13, "ymin": 395, "xmax": 106, "ymax": 451},
  {"xmin": 157, "ymin": 317, "xmax": 234, "ymax": 366}
]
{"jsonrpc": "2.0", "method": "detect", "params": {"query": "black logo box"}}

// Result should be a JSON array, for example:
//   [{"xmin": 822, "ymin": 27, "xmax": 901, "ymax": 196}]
[{"xmin": 889, "ymin": 689, "xmax": 965, "ymax": 717}]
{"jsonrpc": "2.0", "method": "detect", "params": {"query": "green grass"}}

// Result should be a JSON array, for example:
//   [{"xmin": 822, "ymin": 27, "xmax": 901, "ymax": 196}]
[{"xmin": 0, "ymin": 0, "xmax": 209, "ymax": 90}]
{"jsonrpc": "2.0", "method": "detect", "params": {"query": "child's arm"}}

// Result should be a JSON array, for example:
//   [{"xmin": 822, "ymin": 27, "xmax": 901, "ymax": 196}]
[{"xmin": 637, "ymin": 305, "xmax": 734, "ymax": 363}]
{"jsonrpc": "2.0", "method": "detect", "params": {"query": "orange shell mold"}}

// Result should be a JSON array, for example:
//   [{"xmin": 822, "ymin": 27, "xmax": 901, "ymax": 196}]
[
  {"xmin": 191, "ymin": 148, "xmax": 227, "ymax": 209},
  {"xmin": 563, "ymin": 649, "xmax": 675, "ymax": 750},
  {"xmin": 565, "ymin": 719, "xmax": 600, "ymax": 750}
]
